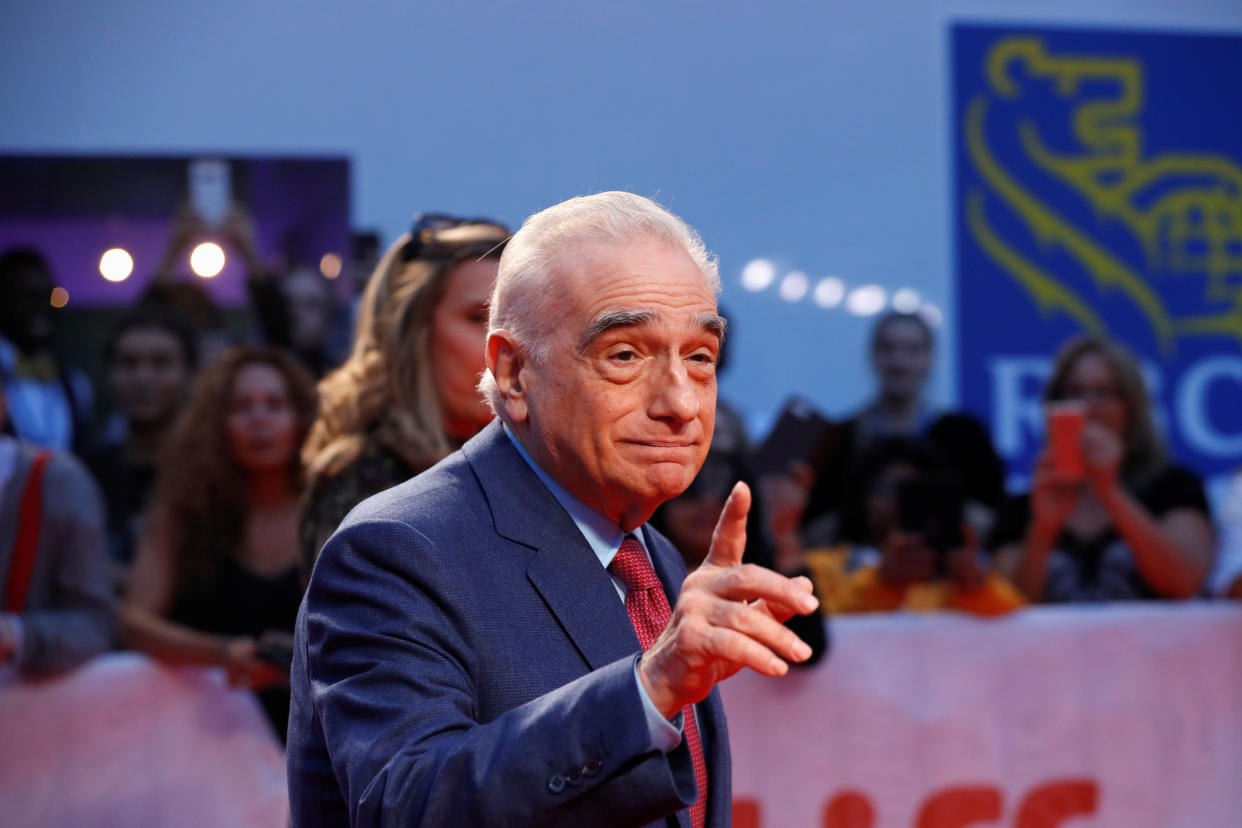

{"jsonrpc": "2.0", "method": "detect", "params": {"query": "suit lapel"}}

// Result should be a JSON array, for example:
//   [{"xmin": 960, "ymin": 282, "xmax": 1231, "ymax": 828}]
[
  {"xmin": 463, "ymin": 422, "xmax": 640, "ymax": 671},
  {"xmin": 525, "ymin": 545, "xmax": 640, "ymax": 670}
]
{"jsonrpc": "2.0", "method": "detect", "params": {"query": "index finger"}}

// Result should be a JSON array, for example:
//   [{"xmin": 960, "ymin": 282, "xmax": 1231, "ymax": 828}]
[{"xmin": 704, "ymin": 481, "xmax": 751, "ymax": 569}]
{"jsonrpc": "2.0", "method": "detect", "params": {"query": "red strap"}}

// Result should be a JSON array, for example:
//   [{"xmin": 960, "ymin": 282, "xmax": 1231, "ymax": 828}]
[{"xmin": 4, "ymin": 451, "xmax": 52, "ymax": 612}]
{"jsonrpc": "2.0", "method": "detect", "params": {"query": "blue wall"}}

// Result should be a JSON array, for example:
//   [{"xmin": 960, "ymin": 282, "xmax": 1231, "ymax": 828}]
[{"xmin": 4, "ymin": 0, "xmax": 1240, "ymax": 435}]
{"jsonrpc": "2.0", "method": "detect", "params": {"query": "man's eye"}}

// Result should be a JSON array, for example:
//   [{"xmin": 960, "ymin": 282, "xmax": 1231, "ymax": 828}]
[{"xmin": 612, "ymin": 350, "xmax": 638, "ymax": 362}]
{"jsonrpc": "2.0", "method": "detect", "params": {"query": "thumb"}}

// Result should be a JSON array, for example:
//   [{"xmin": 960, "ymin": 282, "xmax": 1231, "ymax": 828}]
[{"xmin": 705, "ymin": 481, "xmax": 751, "ymax": 569}]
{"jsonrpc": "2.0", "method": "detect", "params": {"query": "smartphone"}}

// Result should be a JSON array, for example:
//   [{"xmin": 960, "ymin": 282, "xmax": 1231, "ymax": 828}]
[
  {"xmin": 1046, "ymin": 401, "xmax": 1087, "ymax": 479},
  {"xmin": 753, "ymin": 396, "xmax": 837, "ymax": 476},
  {"xmin": 188, "ymin": 158, "xmax": 231, "ymax": 227},
  {"xmin": 896, "ymin": 473, "xmax": 966, "ymax": 569}
]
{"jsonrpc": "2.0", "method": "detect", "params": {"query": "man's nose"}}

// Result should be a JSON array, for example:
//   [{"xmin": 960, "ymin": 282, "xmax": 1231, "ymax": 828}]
[{"xmin": 650, "ymin": 358, "xmax": 699, "ymax": 423}]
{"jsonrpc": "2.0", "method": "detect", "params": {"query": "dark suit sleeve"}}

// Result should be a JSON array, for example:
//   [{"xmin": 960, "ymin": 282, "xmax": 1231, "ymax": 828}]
[{"xmin": 297, "ymin": 517, "xmax": 696, "ymax": 827}]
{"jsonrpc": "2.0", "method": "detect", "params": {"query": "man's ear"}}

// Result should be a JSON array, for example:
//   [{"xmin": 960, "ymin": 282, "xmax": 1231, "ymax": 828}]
[{"xmin": 486, "ymin": 330, "xmax": 529, "ymax": 423}]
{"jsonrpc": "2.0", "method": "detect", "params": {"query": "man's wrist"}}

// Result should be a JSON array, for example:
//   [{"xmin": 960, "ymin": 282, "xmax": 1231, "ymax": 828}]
[
  {"xmin": 635, "ymin": 652, "xmax": 681, "ymax": 720},
  {"xmin": 633, "ymin": 656, "xmax": 682, "ymax": 753}
]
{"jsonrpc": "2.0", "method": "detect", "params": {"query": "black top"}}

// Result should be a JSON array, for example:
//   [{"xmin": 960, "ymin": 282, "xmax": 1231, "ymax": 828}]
[
  {"xmin": 170, "ymin": 555, "xmax": 304, "ymax": 742},
  {"xmin": 169, "ymin": 555, "xmax": 303, "ymax": 638},
  {"xmin": 988, "ymin": 465, "xmax": 1210, "ymax": 602}
]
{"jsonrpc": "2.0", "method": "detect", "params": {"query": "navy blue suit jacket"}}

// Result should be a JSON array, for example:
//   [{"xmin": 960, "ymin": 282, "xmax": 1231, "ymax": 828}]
[{"xmin": 288, "ymin": 421, "xmax": 731, "ymax": 827}]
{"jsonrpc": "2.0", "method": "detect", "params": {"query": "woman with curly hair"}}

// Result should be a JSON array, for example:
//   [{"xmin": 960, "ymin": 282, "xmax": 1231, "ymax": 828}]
[
  {"xmin": 299, "ymin": 215, "xmax": 509, "ymax": 567},
  {"xmin": 121, "ymin": 346, "xmax": 316, "ymax": 741},
  {"xmin": 992, "ymin": 336, "xmax": 1214, "ymax": 602}
]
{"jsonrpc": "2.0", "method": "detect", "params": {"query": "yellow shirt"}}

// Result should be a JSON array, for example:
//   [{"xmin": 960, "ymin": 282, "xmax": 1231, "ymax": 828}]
[{"xmin": 805, "ymin": 546, "xmax": 1025, "ymax": 617}]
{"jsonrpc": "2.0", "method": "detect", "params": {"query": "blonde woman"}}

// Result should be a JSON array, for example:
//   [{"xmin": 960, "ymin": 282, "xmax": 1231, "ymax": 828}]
[{"xmin": 299, "ymin": 215, "xmax": 509, "ymax": 567}]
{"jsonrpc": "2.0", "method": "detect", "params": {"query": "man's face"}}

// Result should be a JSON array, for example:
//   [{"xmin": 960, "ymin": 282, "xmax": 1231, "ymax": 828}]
[
  {"xmin": 510, "ymin": 237, "xmax": 721, "ymax": 530},
  {"xmin": 871, "ymin": 317, "xmax": 931, "ymax": 402},
  {"xmin": 108, "ymin": 327, "xmax": 193, "ymax": 427}
]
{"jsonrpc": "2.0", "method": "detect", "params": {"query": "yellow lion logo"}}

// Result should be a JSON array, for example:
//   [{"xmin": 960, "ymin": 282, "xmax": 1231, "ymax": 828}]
[{"xmin": 964, "ymin": 37, "xmax": 1242, "ymax": 353}]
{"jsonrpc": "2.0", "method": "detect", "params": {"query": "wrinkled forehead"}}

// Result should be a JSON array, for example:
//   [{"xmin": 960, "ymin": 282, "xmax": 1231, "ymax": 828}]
[{"xmin": 557, "ymin": 239, "xmax": 716, "ymax": 329}]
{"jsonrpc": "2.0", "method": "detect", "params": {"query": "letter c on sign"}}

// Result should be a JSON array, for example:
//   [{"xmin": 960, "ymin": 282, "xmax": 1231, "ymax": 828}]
[{"xmin": 1177, "ymin": 357, "xmax": 1242, "ymax": 457}]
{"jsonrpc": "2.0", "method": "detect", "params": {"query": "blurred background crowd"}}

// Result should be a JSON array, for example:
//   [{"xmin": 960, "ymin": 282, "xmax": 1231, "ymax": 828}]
[
  {"xmin": 1, "ymin": 200, "xmax": 1239, "ymax": 740},
  {"xmin": 2, "ymin": 3, "xmax": 1240, "ymax": 822}
]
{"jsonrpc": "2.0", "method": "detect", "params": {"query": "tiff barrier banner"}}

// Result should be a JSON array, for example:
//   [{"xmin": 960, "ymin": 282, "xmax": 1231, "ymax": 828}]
[
  {"xmin": 0, "ymin": 653, "xmax": 288, "ymax": 828},
  {"xmin": 952, "ymin": 24, "xmax": 1242, "ymax": 499},
  {"xmin": 722, "ymin": 604, "xmax": 1242, "ymax": 828}
]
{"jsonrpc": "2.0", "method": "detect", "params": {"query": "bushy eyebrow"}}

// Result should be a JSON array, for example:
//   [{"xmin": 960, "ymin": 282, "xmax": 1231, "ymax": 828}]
[
  {"xmin": 577, "ymin": 309, "xmax": 656, "ymax": 354},
  {"xmin": 576, "ymin": 308, "xmax": 728, "ymax": 355},
  {"xmin": 696, "ymin": 313, "xmax": 728, "ymax": 343}
]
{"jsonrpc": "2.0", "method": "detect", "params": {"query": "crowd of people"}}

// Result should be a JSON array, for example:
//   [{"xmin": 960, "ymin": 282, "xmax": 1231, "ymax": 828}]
[{"xmin": 1, "ymin": 198, "xmax": 1240, "ymax": 749}]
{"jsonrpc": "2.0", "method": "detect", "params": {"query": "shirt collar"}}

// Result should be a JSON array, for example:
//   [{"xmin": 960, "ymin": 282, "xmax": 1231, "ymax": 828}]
[{"xmin": 501, "ymin": 423, "xmax": 641, "ymax": 569}]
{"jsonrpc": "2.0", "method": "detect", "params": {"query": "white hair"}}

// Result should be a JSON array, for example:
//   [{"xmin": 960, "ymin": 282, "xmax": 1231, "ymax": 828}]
[{"xmin": 479, "ymin": 191, "xmax": 719, "ymax": 412}]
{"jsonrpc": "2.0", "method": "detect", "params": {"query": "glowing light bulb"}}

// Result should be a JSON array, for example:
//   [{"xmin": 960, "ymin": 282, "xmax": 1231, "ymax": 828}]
[
  {"xmin": 779, "ymin": 271, "xmax": 809, "ymax": 302},
  {"xmin": 892, "ymin": 288, "xmax": 921, "ymax": 313},
  {"xmin": 920, "ymin": 303, "xmax": 943, "ymax": 327},
  {"xmin": 740, "ymin": 259, "xmax": 776, "ymax": 292},
  {"xmin": 845, "ymin": 284, "xmax": 887, "ymax": 316},
  {"xmin": 190, "ymin": 242, "xmax": 226, "ymax": 278},
  {"xmin": 320, "ymin": 253, "xmax": 343, "ymax": 280},
  {"xmin": 50, "ymin": 287, "xmax": 70, "ymax": 308},
  {"xmin": 100, "ymin": 248, "xmax": 134, "ymax": 282},
  {"xmin": 813, "ymin": 277, "xmax": 845, "ymax": 309}
]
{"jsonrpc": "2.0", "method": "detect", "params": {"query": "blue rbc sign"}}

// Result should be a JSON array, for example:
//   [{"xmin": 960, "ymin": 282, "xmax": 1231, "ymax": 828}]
[{"xmin": 953, "ymin": 23, "xmax": 1242, "ymax": 501}]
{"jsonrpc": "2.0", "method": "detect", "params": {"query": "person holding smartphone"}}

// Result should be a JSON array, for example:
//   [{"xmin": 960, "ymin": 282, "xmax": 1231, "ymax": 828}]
[{"xmin": 992, "ymin": 336, "xmax": 1215, "ymax": 603}]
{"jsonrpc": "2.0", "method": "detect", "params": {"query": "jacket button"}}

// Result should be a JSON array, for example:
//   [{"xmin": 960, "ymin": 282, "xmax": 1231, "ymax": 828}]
[
  {"xmin": 565, "ymin": 767, "xmax": 583, "ymax": 787},
  {"xmin": 582, "ymin": 758, "xmax": 603, "ymax": 777},
  {"xmin": 547, "ymin": 774, "xmax": 566, "ymax": 794}
]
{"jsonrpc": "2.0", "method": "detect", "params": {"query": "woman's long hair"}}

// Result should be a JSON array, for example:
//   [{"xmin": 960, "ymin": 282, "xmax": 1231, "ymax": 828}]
[
  {"xmin": 151, "ymin": 346, "xmax": 317, "ymax": 597},
  {"xmin": 302, "ymin": 221, "xmax": 509, "ymax": 477},
  {"xmin": 1043, "ymin": 335, "xmax": 1166, "ymax": 486}
]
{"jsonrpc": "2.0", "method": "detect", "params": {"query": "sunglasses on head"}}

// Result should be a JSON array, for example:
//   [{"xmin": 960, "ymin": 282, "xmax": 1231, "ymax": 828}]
[{"xmin": 400, "ymin": 212, "xmax": 509, "ymax": 262}]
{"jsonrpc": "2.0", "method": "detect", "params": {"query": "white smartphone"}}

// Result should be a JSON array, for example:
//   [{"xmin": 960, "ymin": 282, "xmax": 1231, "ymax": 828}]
[{"xmin": 188, "ymin": 158, "xmax": 231, "ymax": 226}]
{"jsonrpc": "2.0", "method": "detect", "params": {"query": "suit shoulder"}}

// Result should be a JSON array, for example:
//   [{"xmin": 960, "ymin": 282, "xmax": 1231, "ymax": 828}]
[
  {"xmin": 339, "ymin": 451, "xmax": 481, "ymax": 532},
  {"xmin": 316, "ymin": 450, "xmax": 501, "ymax": 578}
]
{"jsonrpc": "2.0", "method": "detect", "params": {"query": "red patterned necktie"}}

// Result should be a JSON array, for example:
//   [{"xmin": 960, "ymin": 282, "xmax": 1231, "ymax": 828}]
[{"xmin": 609, "ymin": 535, "xmax": 709, "ymax": 828}]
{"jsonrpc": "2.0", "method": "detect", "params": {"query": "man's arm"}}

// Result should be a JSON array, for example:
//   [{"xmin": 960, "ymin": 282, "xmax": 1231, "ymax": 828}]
[
  {"xmin": 16, "ymin": 455, "xmax": 115, "ymax": 674},
  {"xmin": 299, "ymin": 518, "xmax": 697, "ymax": 828}
]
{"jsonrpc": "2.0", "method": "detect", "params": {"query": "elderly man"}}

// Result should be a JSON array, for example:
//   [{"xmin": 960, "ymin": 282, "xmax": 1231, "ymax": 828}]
[{"xmin": 288, "ymin": 192, "xmax": 819, "ymax": 827}]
